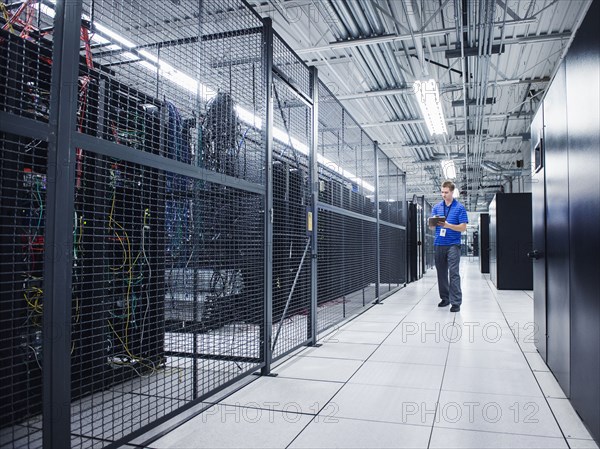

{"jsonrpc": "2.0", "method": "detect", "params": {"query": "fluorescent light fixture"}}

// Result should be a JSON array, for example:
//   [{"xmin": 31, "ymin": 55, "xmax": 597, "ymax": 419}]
[
  {"xmin": 441, "ymin": 159, "xmax": 456, "ymax": 179},
  {"xmin": 413, "ymin": 79, "xmax": 447, "ymax": 135},
  {"xmin": 94, "ymin": 22, "xmax": 135, "ymax": 49}
]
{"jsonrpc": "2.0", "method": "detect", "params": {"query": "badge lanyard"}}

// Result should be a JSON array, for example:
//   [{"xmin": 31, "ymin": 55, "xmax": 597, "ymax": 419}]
[
  {"xmin": 440, "ymin": 200, "xmax": 453, "ymax": 237},
  {"xmin": 443, "ymin": 200, "xmax": 453, "ymax": 219}
]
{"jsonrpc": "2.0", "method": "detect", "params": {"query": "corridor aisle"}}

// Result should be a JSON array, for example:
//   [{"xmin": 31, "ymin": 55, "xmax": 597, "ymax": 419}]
[{"xmin": 135, "ymin": 258, "xmax": 598, "ymax": 449}]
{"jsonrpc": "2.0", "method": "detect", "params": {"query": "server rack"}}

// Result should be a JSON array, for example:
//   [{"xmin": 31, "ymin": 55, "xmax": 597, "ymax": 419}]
[
  {"xmin": 478, "ymin": 213, "xmax": 490, "ymax": 273},
  {"xmin": 489, "ymin": 193, "xmax": 533, "ymax": 289}
]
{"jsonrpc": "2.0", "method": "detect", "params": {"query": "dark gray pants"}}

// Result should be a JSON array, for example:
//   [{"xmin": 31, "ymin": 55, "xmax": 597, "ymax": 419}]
[{"xmin": 434, "ymin": 245, "xmax": 462, "ymax": 306}]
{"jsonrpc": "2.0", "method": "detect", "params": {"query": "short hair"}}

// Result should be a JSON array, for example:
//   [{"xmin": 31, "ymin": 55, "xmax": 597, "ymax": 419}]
[{"xmin": 442, "ymin": 181, "xmax": 455, "ymax": 191}]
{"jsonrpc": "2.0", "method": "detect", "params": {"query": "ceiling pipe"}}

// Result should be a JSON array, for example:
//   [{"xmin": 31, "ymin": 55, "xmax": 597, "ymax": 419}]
[
  {"xmin": 360, "ymin": 0, "xmax": 386, "ymax": 35},
  {"xmin": 346, "ymin": 0, "xmax": 373, "ymax": 37},
  {"xmin": 402, "ymin": 0, "xmax": 429, "ymax": 77},
  {"xmin": 480, "ymin": 160, "xmax": 522, "ymax": 177}
]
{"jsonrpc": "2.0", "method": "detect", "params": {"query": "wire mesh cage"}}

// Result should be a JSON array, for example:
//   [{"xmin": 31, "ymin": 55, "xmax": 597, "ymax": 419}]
[
  {"xmin": 0, "ymin": 0, "xmax": 410, "ymax": 447},
  {"xmin": 2, "ymin": 0, "xmax": 267, "ymax": 448}
]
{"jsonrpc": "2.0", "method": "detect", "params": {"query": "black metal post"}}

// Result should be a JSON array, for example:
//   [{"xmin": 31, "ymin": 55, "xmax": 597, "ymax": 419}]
[
  {"xmin": 308, "ymin": 66, "xmax": 319, "ymax": 345},
  {"xmin": 374, "ymin": 142, "xmax": 381, "ymax": 303},
  {"xmin": 261, "ymin": 18, "xmax": 274, "ymax": 376},
  {"xmin": 43, "ymin": 0, "xmax": 83, "ymax": 447}
]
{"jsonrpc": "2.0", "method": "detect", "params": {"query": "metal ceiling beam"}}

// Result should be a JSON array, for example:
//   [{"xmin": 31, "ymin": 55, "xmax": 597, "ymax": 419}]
[
  {"xmin": 336, "ymin": 86, "xmax": 413, "ymax": 100},
  {"xmin": 452, "ymin": 98, "xmax": 496, "ymax": 106},
  {"xmin": 332, "ymin": 79, "xmax": 548, "ymax": 102},
  {"xmin": 455, "ymin": 130, "xmax": 488, "ymax": 136},
  {"xmin": 361, "ymin": 119, "xmax": 424, "ymax": 127},
  {"xmin": 358, "ymin": 112, "xmax": 531, "ymax": 129},
  {"xmin": 381, "ymin": 133, "xmax": 527, "ymax": 150},
  {"xmin": 392, "ymin": 32, "xmax": 571, "ymax": 56},
  {"xmin": 445, "ymin": 45, "xmax": 504, "ymax": 59},
  {"xmin": 294, "ymin": 18, "xmax": 538, "ymax": 54}
]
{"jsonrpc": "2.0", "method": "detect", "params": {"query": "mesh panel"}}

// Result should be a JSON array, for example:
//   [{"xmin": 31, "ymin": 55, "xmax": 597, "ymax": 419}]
[
  {"xmin": 64, "ymin": 1, "xmax": 266, "ymax": 446},
  {"xmin": 316, "ymin": 81, "xmax": 378, "ymax": 333},
  {"xmin": 380, "ymin": 225, "xmax": 407, "ymax": 292},
  {"xmin": 77, "ymin": 0, "xmax": 265, "ymax": 184},
  {"xmin": 271, "ymin": 47, "xmax": 312, "ymax": 359},
  {"xmin": 273, "ymin": 34, "xmax": 311, "ymax": 100},
  {"xmin": 378, "ymin": 149, "xmax": 407, "ymax": 290},
  {"xmin": 316, "ymin": 211, "xmax": 377, "ymax": 332},
  {"xmin": 69, "ymin": 150, "xmax": 264, "ymax": 448},
  {"xmin": 0, "ymin": 3, "xmax": 53, "ymax": 122},
  {"xmin": 1, "ymin": 6, "xmax": 56, "ymax": 447},
  {"xmin": 0, "ymin": 132, "xmax": 46, "ymax": 449}
]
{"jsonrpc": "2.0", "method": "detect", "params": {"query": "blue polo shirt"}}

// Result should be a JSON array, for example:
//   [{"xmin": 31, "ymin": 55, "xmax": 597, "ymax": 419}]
[{"xmin": 432, "ymin": 199, "xmax": 468, "ymax": 246}]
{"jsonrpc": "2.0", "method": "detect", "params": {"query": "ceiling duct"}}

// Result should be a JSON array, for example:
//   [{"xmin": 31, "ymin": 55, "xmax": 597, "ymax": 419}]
[{"xmin": 480, "ymin": 160, "xmax": 523, "ymax": 177}]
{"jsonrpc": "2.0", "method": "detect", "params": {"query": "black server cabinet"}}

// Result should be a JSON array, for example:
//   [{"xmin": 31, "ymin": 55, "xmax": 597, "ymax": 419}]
[
  {"xmin": 478, "ymin": 213, "xmax": 490, "ymax": 273},
  {"xmin": 489, "ymin": 193, "xmax": 533, "ymax": 290},
  {"xmin": 407, "ymin": 202, "xmax": 418, "ymax": 283},
  {"xmin": 564, "ymin": 1, "xmax": 600, "ymax": 440}
]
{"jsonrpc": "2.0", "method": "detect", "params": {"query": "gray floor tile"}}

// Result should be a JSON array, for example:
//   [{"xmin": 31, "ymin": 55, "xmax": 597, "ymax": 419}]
[
  {"xmin": 443, "ymin": 365, "xmax": 543, "ymax": 397},
  {"xmin": 322, "ymin": 329, "xmax": 389, "ymax": 345},
  {"xmin": 567, "ymin": 438, "xmax": 600, "ymax": 448},
  {"xmin": 300, "ymin": 341, "xmax": 378, "ymax": 361},
  {"xmin": 548, "ymin": 398, "xmax": 596, "ymax": 440},
  {"xmin": 435, "ymin": 390, "xmax": 563, "ymax": 437},
  {"xmin": 152, "ymin": 406, "xmax": 313, "ymax": 449},
  {"xmin": 352, "ymin": 312, "xmax": 410, "ymax": 323},
  {"xmin": 341, "ymin": 320, "xmax": 399, "ymax": 333},
  {"xmin": 370, "ymin": 344, "xmax": 449, "ymax": 366},
  {"xmin": 430, "ymin": 427, "xmax": 568, "ymax": 448},
  {"xmin": 447, "ymin": 347, "xmax": 530, "ymax": 371},
  {"xmin": 525, "ymin": 351, "xmax": 550, "ymax": 372},
  {"xmin": 274, "ymin": 355, "xmax": 363, "ymax": 383},
  {"xmin": 349, "ymin": 360, "xmax": 445, "ymax": 390},
  {"xmin": 332, "ymin": 383, "xmax": 440, "ymax": 427},
  {"xmin": 383, "ymin": 322, "xmax": 454, "ymax": 347},
  {"xmin": 220, "ymin": 376, "xmax": 343, "ymax": 414},
  {"xmin": 534, "ymin": 371, "xmax": 567, "ymax": 398},
  {"xmin": 289, "ymin": 416, "xmax": 431, "ymax": 449}
]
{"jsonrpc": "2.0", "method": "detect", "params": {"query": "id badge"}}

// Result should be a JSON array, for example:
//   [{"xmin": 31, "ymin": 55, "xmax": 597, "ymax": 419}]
[{"xmin": 440, "ymin": 228, "xmax": 447, "ymax": 237}]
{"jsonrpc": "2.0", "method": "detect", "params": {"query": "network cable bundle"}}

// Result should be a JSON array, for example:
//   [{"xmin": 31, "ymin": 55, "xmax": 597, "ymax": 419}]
[{"xmin": 87, "ymin": 77, "xmax": 167, "ymax": 386}]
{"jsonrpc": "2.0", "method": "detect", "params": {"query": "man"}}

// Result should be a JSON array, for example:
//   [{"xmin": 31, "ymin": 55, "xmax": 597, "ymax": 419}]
[{"xmin": 430, "ymin": 181, "xmax": 468, "ymax": 312}]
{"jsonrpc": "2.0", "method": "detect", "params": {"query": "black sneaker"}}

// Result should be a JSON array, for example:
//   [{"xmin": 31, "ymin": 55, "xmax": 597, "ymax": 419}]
[
  {"xmin": 450, "ymin": 305, "xmax": 460, "ymax": 312},
  {"xmin": 438, "ymin": 300, "xmax": 450, "ymax": 307}
]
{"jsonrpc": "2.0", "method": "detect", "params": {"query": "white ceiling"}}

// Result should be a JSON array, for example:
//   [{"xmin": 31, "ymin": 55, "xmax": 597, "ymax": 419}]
[{"xmin": 248, "ymin": 0, "xmax": 592, "ymax": 210}]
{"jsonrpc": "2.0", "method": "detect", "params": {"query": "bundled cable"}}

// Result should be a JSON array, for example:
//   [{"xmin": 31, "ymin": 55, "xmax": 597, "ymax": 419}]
[{"xmin": 202, "ymin": 92, "xmax": 240, "ymax": 177}]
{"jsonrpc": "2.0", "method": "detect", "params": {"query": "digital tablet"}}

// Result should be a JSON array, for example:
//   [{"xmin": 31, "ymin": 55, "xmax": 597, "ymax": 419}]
[{"xmin": 428, "ymin": 216, "xmax": 446, "ymax": 227}]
